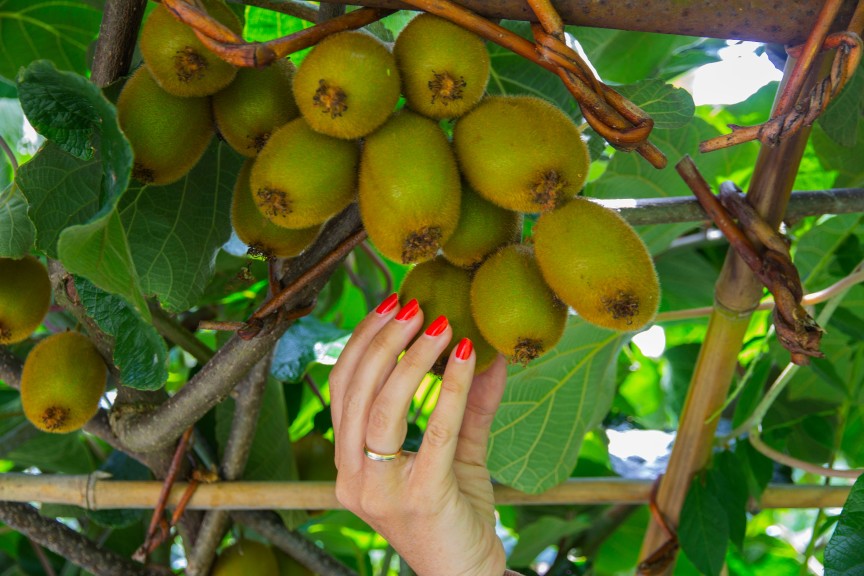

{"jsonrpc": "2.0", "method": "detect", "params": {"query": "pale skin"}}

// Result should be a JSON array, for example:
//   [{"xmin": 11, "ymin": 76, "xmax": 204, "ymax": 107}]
[{"xmin": 329, "ymin": 294, "xmax": 511, "ymax": 576}]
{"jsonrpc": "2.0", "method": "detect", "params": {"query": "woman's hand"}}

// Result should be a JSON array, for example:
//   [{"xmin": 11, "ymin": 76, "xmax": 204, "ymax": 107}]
[{"xmin": 329, "ymin": 293, "xmax": 509, "ymax": 576}]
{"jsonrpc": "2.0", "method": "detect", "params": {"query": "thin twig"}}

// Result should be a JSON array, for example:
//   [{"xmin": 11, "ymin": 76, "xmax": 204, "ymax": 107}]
[
  {"xmin": 359, "ymin": 240, "xmax": 394, "ymax": 296},
  {"xmin": 749, "ymin": 426, "xmax": 863, "ymax": 479},
  {"xmin": 29, "ymin": 539, "xmax": 57, "ymax": 576},
  {"xmin": 304, "ymin": 374, "xmax": 327, "ymax": 407},
  {"xmin": 149, "ymin": 302, "xmax": 215, "ymax": 363},
  {"xmin": 0, "ymin": 134, "xmax": 18, "ymax": 173},
  {"xmin": 232, "ymin": 511, "xmax": 360, "ymax": 576}
]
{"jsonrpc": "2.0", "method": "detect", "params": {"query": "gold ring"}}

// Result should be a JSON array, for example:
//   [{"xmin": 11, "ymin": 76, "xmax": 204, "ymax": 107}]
[{"xmin": 363, "ymin": 445, "xmax": 402, "ymax": 462}]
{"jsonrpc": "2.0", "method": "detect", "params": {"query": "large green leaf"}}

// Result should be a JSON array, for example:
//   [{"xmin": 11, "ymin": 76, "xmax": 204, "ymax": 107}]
[
  {"xmin": 0, "ymin": 0, "xmax": 101, "ymax": 82},
  {"xmin": 795, "ymin": 213, "xmax": 864, "ymax": 289},
  {"xmin": 488, "ymin": 318, "xmax": 627, "ymax": 493},
  {"xmin": 14, "ymin": 142, "xmax": 102, "ymax": 256},
  {"xmin": 58, "ymin": 208, "xmax": 148, "ymax": 317},
  {"xmin": 616, "ymin": 79, "xmax": 694, "ymax": 131},
  {"xmin": 215, "ymin": 377, "xmax": 305, "ymax": 528},
  {"xmin": 0, "ymin": 183, "xmax": 34, "ymax": 257},
  {"xmin": 818, "ymin": 59, "xmax": 864, "ymax": 148},
  {"xmin": 679, "ymin": 477, "xmax": 729, "ymax": 576},
  {"xmin": 812, "ymin": 120, "xmax": 864, "ymax": 188},
  {"xmin": 118, "ymin": 141, "xmax": 243, "ymax": 311},
  {"xmin": 75, "ymin": 277, "xmax": 168, "ymax": 391},
  {"xmin": 17, "ymin": 61, "xmax": 132, "ymax": 199},
  {"xmin": 271, "ymin": 316, "xmax": 349, "ymax": 383},
  {"xmin": 825, "ymin": 473, "xmax": 864, "ymax": 576}
]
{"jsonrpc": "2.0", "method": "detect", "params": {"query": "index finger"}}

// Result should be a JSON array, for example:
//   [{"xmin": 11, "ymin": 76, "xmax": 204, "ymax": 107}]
[{"xmin": 330, "ymin": 293, "xmax": 400, "ymax": 434}]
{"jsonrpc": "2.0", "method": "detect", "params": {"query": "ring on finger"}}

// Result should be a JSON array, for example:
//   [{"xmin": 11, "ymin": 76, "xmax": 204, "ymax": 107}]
[{"xmin": 363, "ymin": 445, "xmax": 403, "ymax": 462}]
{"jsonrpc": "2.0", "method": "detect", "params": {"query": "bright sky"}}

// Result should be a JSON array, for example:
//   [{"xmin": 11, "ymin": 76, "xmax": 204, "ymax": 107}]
[{"xmin": 679, "ymin": 40, "xmax": 784, "ymax": 105}]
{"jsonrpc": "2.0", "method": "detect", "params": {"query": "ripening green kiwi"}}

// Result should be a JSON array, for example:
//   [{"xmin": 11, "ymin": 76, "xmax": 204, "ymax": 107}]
[
  {"xmin": 533, "ymin": 197, "xmax": 659, "ymax": 331},
  {"xmin": 213, "ymin": 540, "xmax": 279, "ymax": 576},
  {"xmin": 251, "ymin": 118, "xmax": 359, "ymax": 229},
  {"xmin": 359, "ymin": 110, "xmax": 460, "ymax": 264},
  {"xmin": 292, "ymin": 31, "xmax": 401, "ymax": 139},
  {"xmin": 399, "ymin": 257, "xmax": 497, "ymax": 374},
  {"xmin": 0, "ymin": 256, "xmax": 51, "ymax": 345},
  {"xmin": 442, "ymin": 183, "xmax": 522, "ymax": 269},
  {"xmin": 21, "ymin": 332, "xmax": 107, "ymax": 434},
  {"xmin": 139, "ymin": 0, "xmax": 241, "ymax": 97},
  {"xmin": 275, "ymin": 550, "xmax": 315, "ymax": 576},
  {"xmin": 454, "ymin": 95, "xmax": 590, "ymax": 213},
  {"xmin": 232, "ymin": 160, "xmax": 320, "ymax": 259},
  {"xmin": 117, "ymin": 67, "xmax": 214, "ymax": 185},
  {"xmin": 394, "ymin": 13, "xmax": 490, "ymax": 119},
  {"xmin": 471, "ymin": 244, "xmax": 567, "ymax": 365},
  {"xmin": 213, "ymin": 59, "xmax": 300, "ymax": 156}
]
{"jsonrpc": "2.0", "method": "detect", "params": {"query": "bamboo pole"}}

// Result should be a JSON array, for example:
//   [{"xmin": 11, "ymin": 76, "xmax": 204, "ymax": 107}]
[{"xmin": 0, "ymin": 475, "xmax": 853, "ymax": 510}]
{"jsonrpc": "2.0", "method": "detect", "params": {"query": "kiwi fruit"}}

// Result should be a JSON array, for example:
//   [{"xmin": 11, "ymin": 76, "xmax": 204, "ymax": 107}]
[
  {"xmin": 20, "ymin": 331, "xmax": 107, "ymax": 434},
  {"xmin": 251, "ymin": 117, "xmax": 359, "ymax": 229},
  {"xmin": 213, "ymin": 540, "xmax": 279, "ymax": 576},
  {"xmin": 0, "ymin": 256, "xmax": 51, "ymax": 345},
  {"xmin": 471, "ymin": 244, "xmax": 567, "ymax": 364},
  {"xmin": 533, "ymin": 197, "xmax": 659, "ymax": 331},
  {"xmin": 359, "ymin": 110, "xmax": 461, "ymax": 264},
  {"xmin": 399, "ymin": 257, "xmax": 497, "ymax": 374},
  {"xmin": 232, "ymin": 159, "xmax": 320, "ymax": 260},
  {"xmin": 442, "ymin": 183, "xmax": 522, "ymax": 269},
  {"xmin": 292, "ymin": 31, "xmax": 401, "ymax": 139},
  {"xmin": 275, "ymin": 550, "xmax": 315, "ymax": 576},
  {"xmin": 139, "ymin": 0, "xmax": 241, "ymax": 97},
  {"xmin": 394, "ymin": 13, "xmax": 490, "ymax": 119},
  {"xmin": 453, "ymin": 95, "xmax": 590, "ymax": 213},
  {"xmin": 293, "ymin": 431, "xmax": 337, "ymax": 482},
  {"xmin": 117, "ymin": 66, "xmax": 214, "ymax": 185},
  {"xmin": 213, "ymin": 59, "xmax": 300, "ymax": 156}
]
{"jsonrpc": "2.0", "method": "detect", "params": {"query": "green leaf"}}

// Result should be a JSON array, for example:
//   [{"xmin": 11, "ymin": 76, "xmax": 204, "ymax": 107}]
[
  {"xmin": 271, "ymin": 316, "xmax": 349, "ymax": 383},
  {"xmin": 118, "ymin": 141, "xmax": 243, "ymax": 311},
  {"xmin": 0, "ymin": 0, "xmax": 101, "ymax": 82},
  {"xmin": 679, "ymin": 477, "xmax": 729, "ymax": 576},
  {"xmin": 0, "ymin": 183, "xmax": 35, "ymax": 258},
  {"xmin": 812, "ymin": 120, "xmax": 864, "ymax": 187},
  {"xmin": 594, "ymin": 506, "xmax": 650, "ymax": 574},
  {"xmin": 58, "ymin": 208, "xmax": 149, "ymax": 317},
  {"xmin": 569, "ymin": 28, "xmax": 700, "ymax": 84},
  {"xmin": 795, "ymin": 213, "xmax": 864, "ymax": 288},
  {"xmin": 17, "ymin": 61, "xmax": 133, "ymax": 200},
  {"xmin": 75, "ymin": 276, "xmax": 169, "ymax": 391},
  {"xmin": 616, "ymin": 79, "xmax": 694, "ymax": 130},
  {"xmin": 488, "ymin": 318, "xmax": 627, "ymax": 493},
  {"xmin": 14, "ymin": 142, "xmax": 102, "ymax": 257},
  {"xmin": 708, "ymin": 451, "xmax": 749, "ymax": 549},
  {"xmin": 487, "ymin": 21, "xmax": 578, "ymax": 117},
  {"xmin": 818, "ymin": 60, "xmax": 864, "ymax": 147},
  {"xmin": 509, "ymin": 515, "xmax": 589, "ymax": 567},
  {"xmin": 215, "ymin": 377, "xmax": 306, "ymax": 528},
  {"xmin": 825, "ymin": 473, "xmax": 864, "ymax": 576}
]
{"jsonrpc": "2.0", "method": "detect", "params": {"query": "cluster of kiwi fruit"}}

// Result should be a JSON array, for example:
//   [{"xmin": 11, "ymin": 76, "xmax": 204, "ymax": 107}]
[
  {"xmin": 118, "ymin": 6, "xmax": 659, "ymax": 366},
  {"xmin": 1, "ymin": 256, "xmax": 107, "ymax": 433}
]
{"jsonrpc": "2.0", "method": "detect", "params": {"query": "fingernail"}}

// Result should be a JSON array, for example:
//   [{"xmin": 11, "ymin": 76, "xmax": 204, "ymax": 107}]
[
  {"xmin": 455, "ymin": 338, "xmax": 473, "ymax": 360},
  {"xmin": 375, "ymin": 293, "xmax": 399, "ymax": 315},
  {"xmin": 395, "ymin": 298, "xmax": 420, "ymax": 321},
  {"xmin": 425, "ymin": 315, "xmax": 448, "ymax": 337}
]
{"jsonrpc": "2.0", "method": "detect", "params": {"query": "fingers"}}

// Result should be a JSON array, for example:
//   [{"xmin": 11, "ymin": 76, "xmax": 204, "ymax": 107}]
[
  {"xmin": 364, "ymin": 315, "xmax": 453, "ymax": 458},
  {"xmin": 455, "ymin": 354, "xmax": 508, "ymax": 466},
  {"xmin": 414, "ymin": 338, "xmax": 476, "ymax": 483},
  {"xmin": 335, "ymin": 299, "xmax": 425, "ymax": 473},
  {"xmin": 330, "ymin": 293, "xmax": 400, "ymax": 435}
]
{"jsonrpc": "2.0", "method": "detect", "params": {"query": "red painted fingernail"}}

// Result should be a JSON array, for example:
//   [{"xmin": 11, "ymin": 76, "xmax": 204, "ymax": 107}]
[
  {"xmin": 425, "ymin": 315, "xmax": 448, "ymax": 336},
  {"xmin": 395, "ymin": 298, "xmax": 420, "ymax": 321},
  {"xmin": 375, "ymin": 293, "xmax": 399, "ymax": 315},
  {"xmin": 455, "ymin": 338, "xmax": 473, "ymax": 360}
]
